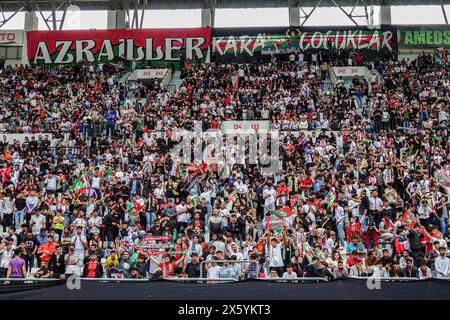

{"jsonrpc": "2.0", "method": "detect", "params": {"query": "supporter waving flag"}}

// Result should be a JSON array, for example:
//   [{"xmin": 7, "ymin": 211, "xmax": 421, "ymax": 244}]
[
  {"xmin": 400, "ymin": 208, "xmax": 419, "ymax": 228},
  {"xmin": 266, "ymin": 214, "xmax": 284, "ymax": 234},
  {"xmin": 68, "ymin": 171, "xmax": 91, "ymax": 199},
  {"xmin": 323, "ymin": 188, "xmax": 336, "ymax": 206},
  {"xmin": 272, "ymin": 206, "xmax": 294, "ymax": 219}
]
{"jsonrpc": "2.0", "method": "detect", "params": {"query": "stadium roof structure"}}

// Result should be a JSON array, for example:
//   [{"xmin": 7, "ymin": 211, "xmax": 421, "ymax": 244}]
[{"xmin": 1, "ymin": 0, "xmax": 449, "ymax": 11}]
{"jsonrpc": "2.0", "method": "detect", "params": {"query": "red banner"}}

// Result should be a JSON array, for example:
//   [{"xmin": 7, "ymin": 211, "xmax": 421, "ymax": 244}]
[{"xmin": 26, "ymin": 27, "xmax": 211, "ymax": 65}]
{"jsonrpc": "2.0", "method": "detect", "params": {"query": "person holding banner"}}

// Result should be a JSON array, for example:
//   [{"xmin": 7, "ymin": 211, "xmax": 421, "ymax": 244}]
[{"xmin": 148, "ymin": 253, "xmax": 184, "ymax": 279}]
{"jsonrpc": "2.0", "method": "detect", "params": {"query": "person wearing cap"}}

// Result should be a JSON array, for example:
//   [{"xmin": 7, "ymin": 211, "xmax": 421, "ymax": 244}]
[
  {"xmin": 115, "ymin": 269, "xmax": 125, "ymax": 279},
  {"xmin": 185, "ymin": 252, "xmax": 201, "ymax": 278}
]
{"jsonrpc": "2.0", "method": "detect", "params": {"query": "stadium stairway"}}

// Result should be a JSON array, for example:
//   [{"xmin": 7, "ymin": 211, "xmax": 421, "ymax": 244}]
[
  {"xmin": 118, "ymin": 71, "xmax": 131, "ymax": 85},
  {"xmin": 164, "ymin": 71, "xmax": 183, "ymax": 94}
]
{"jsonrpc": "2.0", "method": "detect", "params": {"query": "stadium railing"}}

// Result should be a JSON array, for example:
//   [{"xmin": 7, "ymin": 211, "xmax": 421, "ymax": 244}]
[{"xmin": 199, "ymin": 260, "xmax": 266, "ymax": 279}]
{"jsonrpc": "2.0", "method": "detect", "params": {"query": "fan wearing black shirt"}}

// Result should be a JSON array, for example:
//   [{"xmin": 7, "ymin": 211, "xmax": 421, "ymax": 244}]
[
  {"xmin": 16, "ymin": 224, "xmax": 28, "ymax": 244},
  {"xmin": 185, "ymin": 252, "xmax": 201, "ymax": 278},
  {"xmin": 22, "ymin": 230, "xmax": 39, "ymax": 273},
  {"xmin": 379, "ymin": 249, "xmax": 394, "ymax": 268},
  {"xmin": 14, "ymin": 191, "xmax": 27, "ymax": 230}
]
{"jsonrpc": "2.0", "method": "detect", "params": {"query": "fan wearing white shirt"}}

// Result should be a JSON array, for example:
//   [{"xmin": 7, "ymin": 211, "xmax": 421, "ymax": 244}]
[
  {"xmin": 88, "ymin": 210, "xmax": 103, "ymax": 237},
  {"xmin": 233, "ymin": 177, "xmax": 248, "ymax": 195},
  {"xmin": 267, "ymin": 238, "xmax": 284, "ymax": 277},
  {"xmin": 176, "ymin": 201, "xmax": 190, "ymax": 230},
  {"xmin": 44, "ymin": 173, "xmax": 60, "ymax": 194},
  {"xmin": 91, "ymin": 172, "xmax": 102, "ymax": 197},
  {"xmin": 282, "ymin": 265, "xmax": 298, "ymax": 279},
  {"xmin": 263, "ymin": 184, "xmax": 276, "ymax": 213}
]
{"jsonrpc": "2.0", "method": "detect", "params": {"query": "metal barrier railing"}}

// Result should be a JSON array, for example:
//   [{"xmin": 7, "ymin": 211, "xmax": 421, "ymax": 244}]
[
  {"xmin": 80, "ymin": 278, "xmax": 149, "ymax": 282},
  {"xmin": 1, "ymin": 276, "xmax": 449, "ymax": 284},
  {"xmin": 346, "ymin": 276, "xmax": 420, "ymax": 281},
  {"xmin": 165, "ymin": 278, "xmax": 238, "ymax": 283},
  {"xmin": 200, "ymin": 260, "xmax": 265, "ymax": 279},
  {"xmin": 164, "ymin": 84, "xmax": 177, "ymax": 94},
  {"xmin": 0, "ymin": 278, "xmax": 60, "ymax": 282},
  {"xmin": 0, "ymin": 277, "xmax": 238, "ymax": 283},
  {"xmin": 260, "ymin": 277, "xmax": 329, "ymax": 282},
  {"xmin": 323, "ymin": 81, "xmax": 335, "ymax": 92}
]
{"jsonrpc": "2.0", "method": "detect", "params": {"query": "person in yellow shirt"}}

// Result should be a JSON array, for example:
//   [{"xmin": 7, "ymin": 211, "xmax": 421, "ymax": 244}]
[
  {"xmin": 52, "ymin": 211, "xmax": 65, "ymax": 241},
  {"xmin": 104, "ymin": 250, "xmax": 120, "ymax": 278}
]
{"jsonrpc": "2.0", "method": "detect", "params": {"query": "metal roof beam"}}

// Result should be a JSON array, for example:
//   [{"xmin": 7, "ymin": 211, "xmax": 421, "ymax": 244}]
[
  {"xmin": 0, "ymin": 0, "xmax": 450, "ymax": 12},
  {"xmin": 0, "ymin": 4, "xmax": 24, "ymax": 28}
]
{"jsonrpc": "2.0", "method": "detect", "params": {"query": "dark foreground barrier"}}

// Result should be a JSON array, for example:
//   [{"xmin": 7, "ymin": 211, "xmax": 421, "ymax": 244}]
[{"xmin": 1, "ymin": 278, "xmax": 450, "ymax": 300}]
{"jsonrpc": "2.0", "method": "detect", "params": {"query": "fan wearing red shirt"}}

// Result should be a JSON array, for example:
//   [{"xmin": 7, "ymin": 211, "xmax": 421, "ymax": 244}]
[
  {"xmin": 149, "ymin": 254, "xmax": 184, "ymax": 279},
  {"xmin": 210, "ymin": 118, "xmax": 220, "ymax": 129},
  {"xmin": 299, "ymin": 175, "xmax": 313, "ymax": 193},
  {"xmin": 37, "ymin": 235, "xmax": 57, "ymax": 264},
  {"xmin": 345, "ymin": 252, "xmax": 360, "ymax": 269},
  {"xmin": 276, "ymin": 181, "xmax": 290, "ymax": 196}
]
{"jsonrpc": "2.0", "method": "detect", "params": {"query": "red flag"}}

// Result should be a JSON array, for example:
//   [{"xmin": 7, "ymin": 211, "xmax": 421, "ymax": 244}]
[
  {"xmin": 200, "ymin": 162, "xmax": 207, "ymax": 174},
  {"xmin": 185, "ymin": 165, "xmax": 199, "ymax": 174},
  {"xmin": 400, "ymin": 209, "xmax": 418, "ymax": 228},
  {"xmin": 274, "ymin": 206, "xmax": 294, "ymax": 218}
]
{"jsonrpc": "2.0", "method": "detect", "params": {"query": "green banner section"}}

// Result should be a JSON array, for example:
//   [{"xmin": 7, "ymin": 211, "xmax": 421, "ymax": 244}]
[{"xmin": 398, "ymin": 27, "xmax": 450, "ymax": 49}]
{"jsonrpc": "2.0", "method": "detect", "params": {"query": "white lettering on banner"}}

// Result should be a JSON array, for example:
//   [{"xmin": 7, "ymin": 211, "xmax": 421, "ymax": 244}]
[
  {"xmin": 32, "ymin": 36, "xmax": 207, "ymax": 64},
  {"xmin": 54, "ymin": 41, "xmax": 74, "ymax": 64},
  {"xmin": 75, "ymin": 39, "xmax": 96, "ymax": 62},
  {"xmin": 239, "ymin": 35, "xmax": 253, "ymax": 55},
  {"xmin": 186, "ymin": 37, "xmax": 206, "ymax": 60},
  {"xmin": 145, "ymin": 38, "xmax": 164, "ymax": 60},
  {"xmin": 165, "ymin": 37, "xmax": 183, "ymax": 61},
  {"xmin": 98, "ymin": 40, "xmax": 114, "ymax": 60},
  {"xmin": 213, "ymin": 29, "xmax": 394, "ymax": 57},
  {"xmin": 212, "ymin": 37, "xmax": 225, "ymax": 55},
  {"xmin": 382, "ymin": 31, "xmax": 393, "ymax": 52},
  {"xmin": 34, "ymin": 42, "xmax": 52, "ymax": 64},
  {"xmin": 224, "ymin": 36, "xmax": 238, "ymax": 56}
]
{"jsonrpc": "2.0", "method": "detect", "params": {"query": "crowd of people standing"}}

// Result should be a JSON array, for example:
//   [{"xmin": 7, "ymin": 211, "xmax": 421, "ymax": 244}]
[{"xmin": 0, "ymin": 49, "xmax": 448, "ymax": 281}]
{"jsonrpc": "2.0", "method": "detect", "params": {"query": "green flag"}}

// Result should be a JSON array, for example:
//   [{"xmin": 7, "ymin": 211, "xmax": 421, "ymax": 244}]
[
  {"xmin": 266, "ymin": 214, "xmax": 284, "ymax": 234},
  {"xmin": 323, "ymin": 188, "xmax": 336, "ymax": 206},
  {"xmin": 68, "ymin": 171, "xmax": 90, "ymax": 199}
]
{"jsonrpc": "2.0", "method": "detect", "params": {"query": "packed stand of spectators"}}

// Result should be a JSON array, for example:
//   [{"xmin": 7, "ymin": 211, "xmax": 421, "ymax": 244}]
[{"xmin": 0, "ymin": 49, "xmax": 449, "ymax": 281}]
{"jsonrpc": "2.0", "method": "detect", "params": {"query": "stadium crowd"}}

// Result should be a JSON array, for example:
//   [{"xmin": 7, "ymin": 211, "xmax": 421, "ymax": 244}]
[{"xmin": 0, "ymin": 49, "xmax": 449, "ymax": 281}]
